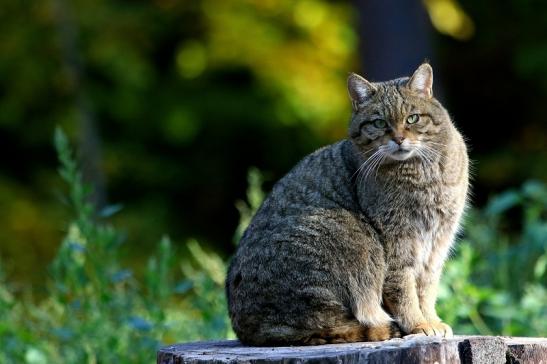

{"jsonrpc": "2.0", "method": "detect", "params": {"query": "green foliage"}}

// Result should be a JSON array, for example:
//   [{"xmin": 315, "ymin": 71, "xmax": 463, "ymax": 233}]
[
  {"xmin": 438, "ymin": 181, "xmax": 547, "ymax": 336},
  {"xmin": 0, "ymin": 0, "xmax": 357, "ymax": 283},
  {"xmin": 0, "ymin": 129, "xmax": 232, "ymax": 364},
  {"xmin": 234, "ymin": 167, "xmax": 266, "ymax": 244},
  {"xmin": 2, "ymin": 0, "xmax": 547, "ymax": 295}
]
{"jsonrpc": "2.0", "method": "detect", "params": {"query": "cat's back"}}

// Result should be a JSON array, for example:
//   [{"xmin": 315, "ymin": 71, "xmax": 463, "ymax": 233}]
[
  {"xmin": 226, "ymin": 140, "xmax": 380, "ymax": 345},
  {"xmin": 242, "ymin": 139, "xmax": 360, "ymax": 240}
]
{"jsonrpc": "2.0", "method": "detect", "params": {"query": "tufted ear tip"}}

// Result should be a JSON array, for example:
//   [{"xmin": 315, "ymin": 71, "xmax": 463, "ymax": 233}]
[
  {"xmin": 347, "ymin": 73, "xmax": 376, "ymax": 109},
  {"xmin": 408, "ymin": 63, "xmax": 433, "ymax": 98}
]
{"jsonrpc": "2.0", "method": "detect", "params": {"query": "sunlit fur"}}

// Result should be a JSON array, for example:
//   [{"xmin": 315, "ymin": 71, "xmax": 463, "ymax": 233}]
[{"xmin": 226, "ymin": 64, "xmax": 469, "ymax": 346}]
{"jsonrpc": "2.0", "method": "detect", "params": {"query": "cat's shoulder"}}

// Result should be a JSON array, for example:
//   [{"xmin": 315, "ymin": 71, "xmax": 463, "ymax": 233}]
[
  {"xmin": 273, "ymin": 140, "xmax": 355, "ymax": 194},
  {"xmin": 280, "ymin": 140, "xmax": 352, "ymax": 180},
  {"xmin": 299, "ymin": 139, "xmax": 351, "ymax": 165}
]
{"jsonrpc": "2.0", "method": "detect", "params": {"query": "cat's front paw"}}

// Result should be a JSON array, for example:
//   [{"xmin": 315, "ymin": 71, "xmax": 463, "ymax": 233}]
[{"xmin": 410, "ymin": 322, "xmax": 453, "ymax": 337}]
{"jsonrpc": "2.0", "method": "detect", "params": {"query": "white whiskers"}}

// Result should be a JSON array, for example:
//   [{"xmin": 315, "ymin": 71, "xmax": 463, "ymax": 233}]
[
  {"xmin": 416, "ymin": 143, "xmax": 444, "ymax": 166},
  {"xmin": 353, "ymin": 141, "xmax": 445, "ymax": 186},
  {"xmin": 354, "ymin": 148, "xmax": 388, "ymax": 185},
  {"xmin": 351, "ymin": 148, "xmax": 378, "ymax": 181}
]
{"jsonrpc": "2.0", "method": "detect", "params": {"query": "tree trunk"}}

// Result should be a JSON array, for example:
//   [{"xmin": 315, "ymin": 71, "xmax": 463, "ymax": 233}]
[
  {"xmin": 52, "ymin": 0, "xmax": 106, "ymax": 209},
  {"xmin": 354, "ymin": 0, "xmax": 434, "ymax": 81}
]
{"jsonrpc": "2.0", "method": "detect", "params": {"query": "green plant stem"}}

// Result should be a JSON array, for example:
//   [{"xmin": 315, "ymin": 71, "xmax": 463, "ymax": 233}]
[{"xmin": 468, "ymin": 306, "xmax": 494, "ymax": 336}]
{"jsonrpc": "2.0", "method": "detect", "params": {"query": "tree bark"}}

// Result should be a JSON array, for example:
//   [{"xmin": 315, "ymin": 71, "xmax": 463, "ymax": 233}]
[{"xmin": 158, "ymin": 336, "xmax": 547, "ymax": 364}]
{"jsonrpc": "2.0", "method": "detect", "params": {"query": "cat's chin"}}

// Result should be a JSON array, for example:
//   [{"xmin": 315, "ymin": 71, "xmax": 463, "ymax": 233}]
[{"xmin": 387, "ymin": 149, "xmax": 415, "ymax": 161}]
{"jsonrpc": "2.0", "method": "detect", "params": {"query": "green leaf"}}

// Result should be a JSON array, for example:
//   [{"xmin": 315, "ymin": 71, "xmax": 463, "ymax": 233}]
[
  {"xmin": 534, "ymin": 254, "xmax": 547, "ymax": 279},
  {"xmin": 174, "ymin": 280, "xmax": 193, "ymax": 294},
  {"xmin": 522, "ymin": 180, "xmax": 547, "ymax": 202},
  {"xmin": 98, "ymin": 203, "xmax": 124, "ymax": 218},
  {"xmin": 485, "ymin": 190, "xmax": 521, "ymax": 216},
  {"xmin": 24, "ymin": 348, "xmax": 47, "ymax": 364}
]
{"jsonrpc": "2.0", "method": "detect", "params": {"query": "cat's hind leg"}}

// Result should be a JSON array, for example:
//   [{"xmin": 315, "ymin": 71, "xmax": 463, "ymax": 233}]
[
  {"xmin": 301, "ymin": 321, "xmax": 401, "ymax": 345},
  {"xmin": 364, "ymin": 321, "xmax": 402, "ymax": 341},
  {"xmin": 347, "ymin": 231, "xmax": 398, "ymax": 341},
  {"xmin": 302, "ymin": 289, "xmax": 401, "ymax": 344}
]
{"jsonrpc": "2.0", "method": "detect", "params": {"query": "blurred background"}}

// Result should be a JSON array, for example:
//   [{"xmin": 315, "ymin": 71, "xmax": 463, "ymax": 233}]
[{"xmin": 0, "ymin": 0, "xmax": 546, "ymax": 362}]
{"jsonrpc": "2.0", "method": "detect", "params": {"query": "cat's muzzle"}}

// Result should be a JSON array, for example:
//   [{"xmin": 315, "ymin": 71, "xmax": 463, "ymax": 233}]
[{"xmin": 386, "ymin": 140, "xmax": 415, "ymax": 161}]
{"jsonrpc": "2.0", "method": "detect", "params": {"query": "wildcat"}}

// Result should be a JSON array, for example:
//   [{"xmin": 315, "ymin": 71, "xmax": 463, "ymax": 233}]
[{"xmin": 226, "ymin": 63, "xmax": 469, "ymax": 345}]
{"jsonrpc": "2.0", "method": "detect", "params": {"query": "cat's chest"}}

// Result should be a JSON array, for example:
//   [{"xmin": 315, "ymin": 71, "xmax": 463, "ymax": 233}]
[
  {"xmin": 366, "ymin": 184, "xmax": 453, "ymax": 222},
  {"xmin": 363, "ymin": 182, "xmax": 460, "ymax": 245},
  {"xmin": 363, "ymin": 181, "xmax": 464, "ymax": 269}
]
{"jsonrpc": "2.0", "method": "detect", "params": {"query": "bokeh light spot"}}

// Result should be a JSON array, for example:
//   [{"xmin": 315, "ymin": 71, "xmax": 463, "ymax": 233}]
[
  {"xmin": 176, "ymin": 41, "xmax": 207, "ymax": 79},
  {"xmin": 424, "ymin": 0, "xmax": 475, "ymax": 41},
  {"xmin": 164, "ymin": 109, "xmax": 199, "ymax": 144},
  {"xmin": 293, "ymin": 0, "xmax": 327, "ymax": 30}
]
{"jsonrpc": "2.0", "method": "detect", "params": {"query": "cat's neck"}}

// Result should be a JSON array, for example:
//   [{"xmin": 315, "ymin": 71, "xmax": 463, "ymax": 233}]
[
  {"xmin": 380, "ymin": 156, "xmax": 443, "ymax": 183},
  {"xmin": 345, "ymin": 140, "xmax": 448, "ymax": 213},
  {"xmin": 346, "ymin": 141, "xmax": 445, "ymax": 184}
]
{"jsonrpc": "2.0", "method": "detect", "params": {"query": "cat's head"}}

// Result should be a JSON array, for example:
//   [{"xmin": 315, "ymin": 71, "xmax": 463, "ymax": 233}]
[{"xmin": 348, "ymin": 63, "xmax": 450, "ymax": 163}]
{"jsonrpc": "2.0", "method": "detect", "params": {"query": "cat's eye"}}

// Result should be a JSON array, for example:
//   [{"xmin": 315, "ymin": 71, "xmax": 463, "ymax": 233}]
[
  {"xmin": 406, "ymin": 114, "xmax": 420, "ymax": 124},
  {"xmin": 372, "ymin": 119, "xmax": 386, "ymax": 129}
]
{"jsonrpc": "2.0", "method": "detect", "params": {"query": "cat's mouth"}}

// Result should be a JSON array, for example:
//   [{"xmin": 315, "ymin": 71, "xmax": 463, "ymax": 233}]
[
  {"xmin": 389, "ymin": 147, "xmax": 414, "ymax": 161},
  {"xmin": 383, "ymin": 140, "xmax": 416, "ymax": 161},
  {"xmin": 376, "ymin": 141, "xmax": 419, "ymax": 161}
]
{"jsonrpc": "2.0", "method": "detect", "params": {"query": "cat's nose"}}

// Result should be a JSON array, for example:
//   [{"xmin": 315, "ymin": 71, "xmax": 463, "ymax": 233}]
[{"xmin": 393, "ymin": 136, "xmax": 405, "ymax": 145}]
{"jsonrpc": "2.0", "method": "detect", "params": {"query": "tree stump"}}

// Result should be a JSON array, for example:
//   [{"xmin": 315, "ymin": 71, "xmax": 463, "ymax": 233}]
[{"xmin": 157, "ymin": 335, "xmax": 547, "ymax": 364}]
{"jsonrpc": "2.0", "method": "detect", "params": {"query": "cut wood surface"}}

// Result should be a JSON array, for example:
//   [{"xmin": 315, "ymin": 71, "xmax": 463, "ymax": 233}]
[{"xmin": 157, "ymin": 335, "xmax": 547, "ymax": 364}]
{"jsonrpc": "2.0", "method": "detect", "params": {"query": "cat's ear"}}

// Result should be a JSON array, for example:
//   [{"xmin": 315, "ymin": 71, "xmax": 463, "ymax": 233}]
[
  {"xmin": 348, "ymin": 73, "xmax": 376, "ymax": 110},
  {"xmin": 408, "ymin": 63, "xmax": 433, "ymax": 98}
]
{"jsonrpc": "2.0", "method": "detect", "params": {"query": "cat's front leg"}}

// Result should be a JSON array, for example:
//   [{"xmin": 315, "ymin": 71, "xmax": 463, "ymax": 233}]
[
  {"xmin": 383, "ymin": 268, "xmax": 451, "ymax": 337},
  {"xmin": 417, "ymin": 272, "xmax": 441, "ymax": 322},
  {"xmin": 415, "ymin": 233, "xmax": 456, "ymax": 337},
  {"xmin": 382, "ymin": 267, "xmax": 428, "ymax": 335},
  {"xmin": 417, "ymin": 268, "xmax": 453, "ymax": 337}
]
